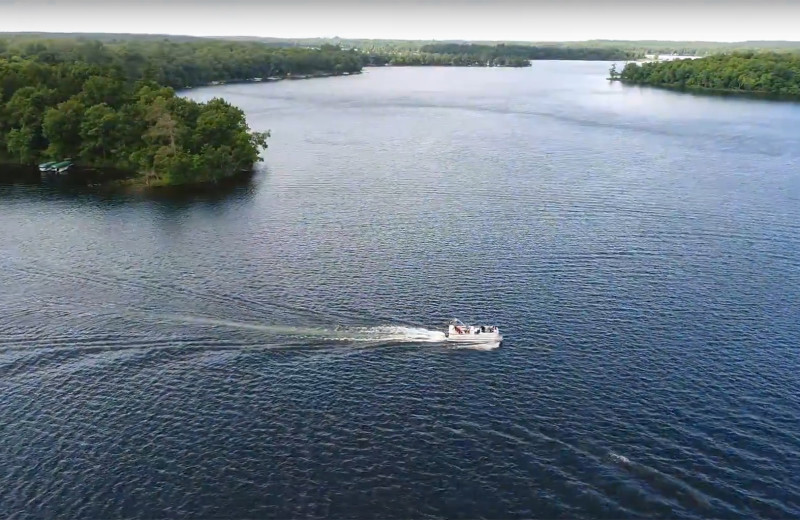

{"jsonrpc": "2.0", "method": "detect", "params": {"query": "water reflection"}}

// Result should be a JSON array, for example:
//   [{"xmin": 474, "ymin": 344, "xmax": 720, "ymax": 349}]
[{"xmin": 0, "ymin": 164, "xmax": 262, "ymax": 209}]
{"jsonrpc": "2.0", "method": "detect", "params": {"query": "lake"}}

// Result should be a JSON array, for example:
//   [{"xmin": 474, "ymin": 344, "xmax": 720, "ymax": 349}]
[{"xmin": 2, "ymin": 61, "xmax": 799, "ymax": 519}]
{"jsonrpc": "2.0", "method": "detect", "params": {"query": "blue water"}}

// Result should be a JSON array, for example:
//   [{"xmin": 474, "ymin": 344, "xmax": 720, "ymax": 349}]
[{"xmin": 1, "ymin": 62, "xmax": 799, "ymax": 519}]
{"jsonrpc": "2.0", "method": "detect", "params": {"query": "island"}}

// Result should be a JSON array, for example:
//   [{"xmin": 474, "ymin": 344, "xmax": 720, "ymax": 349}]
[{"xmin": 610, "ymin": 51, "xmax": 800, "ymax": 99}]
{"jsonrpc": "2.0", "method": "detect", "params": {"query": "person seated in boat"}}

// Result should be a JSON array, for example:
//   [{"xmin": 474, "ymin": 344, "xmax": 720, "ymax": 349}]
[{"xmin": 454, "ymin": 324, "xmax": 463, "ymax": 334}]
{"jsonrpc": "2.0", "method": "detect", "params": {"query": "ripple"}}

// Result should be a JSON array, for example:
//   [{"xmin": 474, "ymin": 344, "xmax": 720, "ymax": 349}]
[{"xmin": 1, "ymin": 64, "xmax": 800, "ymax": 520}]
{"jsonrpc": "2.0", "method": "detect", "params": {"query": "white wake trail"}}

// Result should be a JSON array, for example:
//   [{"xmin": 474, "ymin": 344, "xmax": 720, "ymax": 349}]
[
  {"xmin": 152, "ymin": 314, "xmax": 448, "ymax": 344},
  {"xmin": 346, "ymin": 326, "xmax": 447, "ymax": 343}
]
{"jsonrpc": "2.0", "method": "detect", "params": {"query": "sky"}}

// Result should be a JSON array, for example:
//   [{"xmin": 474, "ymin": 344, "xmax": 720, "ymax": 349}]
[{"xmin": 0, "ymin": 0, "xmax": 798, "ymax": 42}]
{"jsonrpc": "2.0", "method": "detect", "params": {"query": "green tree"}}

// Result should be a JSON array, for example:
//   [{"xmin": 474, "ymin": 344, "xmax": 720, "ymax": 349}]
[
  {"xmin": 79, "ymin": 103, "xmax": 122, "ymax": 162},
  {"xmin": 618, "ymin": 51, "xmax": 800, "ymax": 97},
  {"xmin": 6, "ymin": 126, "xmax": 36, "ymax": 163},
  {"xmin": 42, "ymin": 98, "xmax": 86, "ymax": 159},
  {"xmin": 6, "ymin": 86, "xmax": 55, "ymax": 128},
  {"xmin": 78, "ymin": 75, "xmax": 125, "ymax": 107}
]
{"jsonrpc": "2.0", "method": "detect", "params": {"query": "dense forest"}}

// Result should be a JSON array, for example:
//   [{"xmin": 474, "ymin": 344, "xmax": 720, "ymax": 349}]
[
  {"xmin": 0, "ymin": 38, "xmax": 375, "ymax": 186},
  {"xmin": 223, "ymin": 35, "xmax": 800, "ymax": 57},
  {"xmin": 361, "ymin": 42, "xmax": 643, "ymax": 67},
  {"xmin": 0, "ymin": 56, "xmax": 270, "ymax": 186},
  {"xmin": 614, "ymin": 52, "xmax": 800, "ymax": 97},
  {"xmin": 365, "ymin": 51, "xmax": 530, "ymax": 67},
  {"xmin": 578, "ymin": 39, "xmax": 800, "ymax": 56},
  {"xmin": 419, "ymin": 43, "xmax": 642, "ymax": 61},
  {"xmin": 0, "ymin": 38, "xmax": 365, "ymax": 89},
  {"xmin": 7, "ymin": 33, "xmax": 800, "ymax": 57}
]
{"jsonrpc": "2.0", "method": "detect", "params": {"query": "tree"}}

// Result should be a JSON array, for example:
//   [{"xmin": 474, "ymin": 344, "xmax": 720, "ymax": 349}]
[
  {"xmin": 143, "ymin": 96, "xmax": 180, "ymax": 154},
  {"xmin": 79, "ymin": 103, "xmax": 122, "ymax": 162},
  {"xmin": 42, "ymin": 98, "xmax": 86, "ymax": 159},
  {"xmin": 6, "ymin": 126, "xmax": 36, "ymax": 163},
  {"xmin": 79, "ymin": 75, "xmax": 125, "ymax": 107},
  {"xmin": 6, "ymin": 86, "xmax": 55, "ymax": 128}
]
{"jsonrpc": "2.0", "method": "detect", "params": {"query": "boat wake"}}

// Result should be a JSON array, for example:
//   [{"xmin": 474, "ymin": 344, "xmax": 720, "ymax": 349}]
[
  {"xmin": 347, "ymin": 325, "xmax": 447, "ymax": 343},
  {"xmin": 152, "ymin": 314, "xmax": 448, "ymax": 345},
  {"xmin": 448, "ymin": 340, "xmax": 502, "ymax": 351}
]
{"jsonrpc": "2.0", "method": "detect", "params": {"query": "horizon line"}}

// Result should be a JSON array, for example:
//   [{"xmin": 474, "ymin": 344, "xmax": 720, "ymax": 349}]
[{"xmin": 1, "ymin": 30, "xmax": 800, "ymax": 45}]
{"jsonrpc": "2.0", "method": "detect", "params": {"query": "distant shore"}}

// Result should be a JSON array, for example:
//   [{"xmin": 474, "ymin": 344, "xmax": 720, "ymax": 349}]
[
  {"xmin": 182, "ymin": 70, "xmax": 363, "ymax": 89},
  {"xmin": 611, "ymin": 52, "xmax": 800, "ymax": 101}
]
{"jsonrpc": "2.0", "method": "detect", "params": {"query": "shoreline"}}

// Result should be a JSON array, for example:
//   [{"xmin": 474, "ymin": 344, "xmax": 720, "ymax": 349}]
[
  {"xmin": 609, "ymin": 78, "xmax": 800, "ymax": 102},
  {"xmin": 181, "ymin": 70, "xmax": 363, "ymax": 90},
  {"xmin": 179, "ymin": 62, "xmax": 538, "ymax": 92},
  {"xmin": 0, "ymin": 162, "xmax": 257, "ymax": 193}
]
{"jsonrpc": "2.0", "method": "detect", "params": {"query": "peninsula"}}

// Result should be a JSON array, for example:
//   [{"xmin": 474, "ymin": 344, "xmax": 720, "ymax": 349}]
[{"xmin": 610, "ymin": 51, "xmax": 800, "ymax": 99}]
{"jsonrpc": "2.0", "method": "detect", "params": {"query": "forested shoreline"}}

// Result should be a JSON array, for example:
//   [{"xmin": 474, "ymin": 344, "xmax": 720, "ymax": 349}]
[
  {"xmin": 613, "ymin": 52, "xmax": 800, "ymax": 98},
  {"xmin": 360, "ymin": 43, "xmax": 639, "ymax": 67},
  {"xmin": 0, "ymin": 39, "xmax": 370, "ymax": 186},
  {"xmin": 0, "ymin": 38, "xmax": 366, "ymax": 89},
  {"xmin": 419, "ymin": 43, "xmax": 641, "ymax": 61},
  {"xmin": 0, "ymin": 58, "xmax": 271, "ymax": 186},
  {"xmin": 365, "ymin": 51, "xmax": 530, "ymax": 67}
]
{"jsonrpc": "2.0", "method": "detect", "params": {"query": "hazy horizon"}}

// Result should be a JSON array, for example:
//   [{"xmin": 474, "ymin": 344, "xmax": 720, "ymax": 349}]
[
  {"xmin": 3, "ymin": 30, "xmax": 800, "ymax": 45},
  {"xmin": 1, "ymin": 0, "xmax": 799, "ymax": 43}
]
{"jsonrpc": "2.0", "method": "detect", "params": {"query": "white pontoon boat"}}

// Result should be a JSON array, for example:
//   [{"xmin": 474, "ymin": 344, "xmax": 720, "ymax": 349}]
[{"xmin": 445, "ymin": 318, "xmax": 502, "ymax": 343}]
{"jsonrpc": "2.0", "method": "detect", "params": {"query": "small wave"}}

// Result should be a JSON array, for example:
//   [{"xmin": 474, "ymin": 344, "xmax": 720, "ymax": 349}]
[
  {"xmin": 448, "ymin": 340, "xmax": 502, "ymax": 351},
  {"xmin": 610, "ymin": 452, "xmax": 632, "ymax": 465}
]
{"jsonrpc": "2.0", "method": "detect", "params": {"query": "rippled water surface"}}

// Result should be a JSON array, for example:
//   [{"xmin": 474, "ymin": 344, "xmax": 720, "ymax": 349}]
[{"xmin": 2, "ymin": 62, "xmax": 800, "ymax": 519}]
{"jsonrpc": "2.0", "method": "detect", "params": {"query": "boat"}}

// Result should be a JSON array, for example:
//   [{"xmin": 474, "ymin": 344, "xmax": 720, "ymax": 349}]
[
  {"xmin": 38, "ymin": 161, "xmax": 57, "ymax": 172},
  {"xmin": 56, "ymin": 161, "xmax": 72, "ymax": 174},
  {"xmin": 51, "ymin": 160, "xmax": 72, "ymax": 174},
  {"xmin": 39, "ymin": 159, "xmax": 73, "ymax": 175},
  {"xmin": 445, "ymin": 318, "xmax": 502, "ymax": 343}
]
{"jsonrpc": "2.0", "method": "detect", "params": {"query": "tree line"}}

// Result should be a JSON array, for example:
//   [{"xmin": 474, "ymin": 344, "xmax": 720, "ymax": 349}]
[
  {"xmin": 7, "ymin": 33, "xmax": 800, "ymax": 58},
  {"xmin": 359, "ymin": 42, "xmax": 643, "ymax": 67},
  {"xmin": 365, "ymin": 51, "xmax": 530, "ymax": 67},
  {"xmin": 0, "ymin": 55, "xmax": 271, "ymax": 186},
  {"xmin": 0, "ymin": 38, "xmax": 365, "ymax": 89},
  {"xmin": 579, "ymin": 39, "xmax": 800, "ymax": 57},
  {"xmin": 615, "ymin": 52, "xmax": 800, "ymax": 97},
  {"xmin": 218, "ymin": 36, "xmax": 800, "ymax": 58},
  {"xmin": 419, "ymin": 43, "xmax": 643, "ymax": 61}
]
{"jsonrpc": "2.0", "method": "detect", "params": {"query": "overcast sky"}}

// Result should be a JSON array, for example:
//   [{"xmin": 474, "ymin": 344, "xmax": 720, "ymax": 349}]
[{"xmin": 0, "ymin": 0, "xmax": 798, "ymax": 42}]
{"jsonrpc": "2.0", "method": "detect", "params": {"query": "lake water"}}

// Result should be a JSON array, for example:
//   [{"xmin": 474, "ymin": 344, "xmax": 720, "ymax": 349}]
[{"xmin": 2, "ymin": 62, "xmax": 799, "ymax": 519}]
